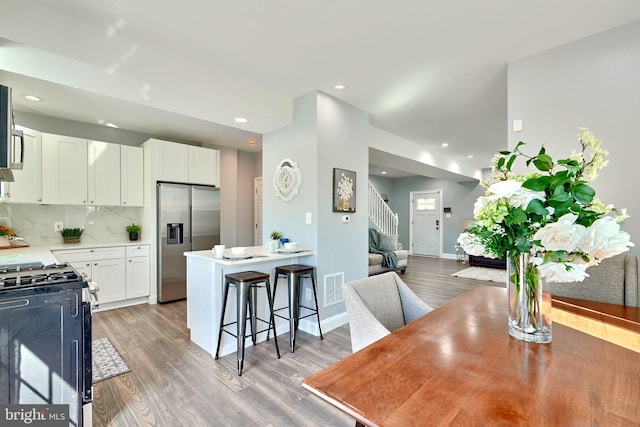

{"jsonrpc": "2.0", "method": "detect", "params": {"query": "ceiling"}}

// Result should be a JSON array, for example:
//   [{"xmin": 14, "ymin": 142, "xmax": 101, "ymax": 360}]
[{"xmin": 2, "ymin": 1, "xmax": 640, "ymax": 178}]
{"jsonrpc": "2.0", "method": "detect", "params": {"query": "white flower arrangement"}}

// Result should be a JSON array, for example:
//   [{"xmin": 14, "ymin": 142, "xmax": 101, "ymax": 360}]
[{"xmin": 458, "ymin": 128, "xmax": 633, "ymax": 283}]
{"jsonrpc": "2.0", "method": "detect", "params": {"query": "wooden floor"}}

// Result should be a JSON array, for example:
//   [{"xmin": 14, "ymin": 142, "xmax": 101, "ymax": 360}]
[{"xmin": 92, "ymin": 256, "xmax": 500, "ymax": 426}]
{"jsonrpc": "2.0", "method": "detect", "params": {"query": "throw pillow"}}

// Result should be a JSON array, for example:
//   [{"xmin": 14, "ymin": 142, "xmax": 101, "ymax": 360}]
[{"xmin": 379, "ymin": 233, "xmax": 398, "ymax": 251}]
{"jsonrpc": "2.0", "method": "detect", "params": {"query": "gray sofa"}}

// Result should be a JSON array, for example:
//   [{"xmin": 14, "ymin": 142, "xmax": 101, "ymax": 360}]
[
  {"xmin": 551, "ymin": 253, "xmax": 638, "ymax": 307},
  {"xmin": 368, "ymin": 250, "xmax": 408, "ymax": 276}
]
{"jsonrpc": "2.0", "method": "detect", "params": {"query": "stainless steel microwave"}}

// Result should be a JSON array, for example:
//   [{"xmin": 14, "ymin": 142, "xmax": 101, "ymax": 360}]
[{"xmin": 0, "ymin": 85, "xmax": 24, "ymax": 182}]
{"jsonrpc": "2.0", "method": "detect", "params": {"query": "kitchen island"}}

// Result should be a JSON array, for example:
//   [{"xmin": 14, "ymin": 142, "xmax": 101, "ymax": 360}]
[{"xmin": 183, "ymin": 246, "xmax": 315, "ymax": 357}]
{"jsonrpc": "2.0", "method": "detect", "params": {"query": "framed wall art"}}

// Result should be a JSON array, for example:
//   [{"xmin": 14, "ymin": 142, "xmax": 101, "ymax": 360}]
[{"xmin": 333, "ymin": 168, "xmax": 356, "ymax": 212}]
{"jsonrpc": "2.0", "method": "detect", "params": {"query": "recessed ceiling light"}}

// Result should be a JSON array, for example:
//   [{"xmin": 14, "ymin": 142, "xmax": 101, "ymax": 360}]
[
  {"xmin": 234, "ymin": 117, "xmax": 248, "ymax": 123},
  {"xmin": 381, "ymin": 171, "xmax": 387, "ymax": 175},
  {"xmin": 466, "ymin": 154, "xmax": 474, "ymax": 159},
  {"xmin": 97, "ymin": 119, "xmax": 119, "ymax": 128},
  {"xmin": 24, "ymin": 95, "xmax": 43, "ymax": 102},
  {"xmin": 248, "ymin": 140, "xmax": 256, "ymax": 145},
  {"xmin": 441, "ymin": 142, "xmax": 449, "ymax": 148},
  {"xmin": 333, "ymin": 84, "xmax": 348, "ymax": 91}
]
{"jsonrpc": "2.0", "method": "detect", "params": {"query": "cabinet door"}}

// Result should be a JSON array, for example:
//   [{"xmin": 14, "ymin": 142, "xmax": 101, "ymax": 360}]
[
  {"xmin": 160, "ymin": 141, "xmax": 189, "ymax": 183},
  {"xmin": 42, "ymin": 134, "xmax": 88, "ymax": 205},
  {"xmin": 120, "ymin": 145, "xmax": 143, "ymax": 206},
  {"xmin": 2, "ymin": 126, "xmax": 42, "ymax": 203},
  {"xmin": 126, "ymin": 256, "xmax": 150, "ymax": 298},
  {"xmin": 188, "ymin": 146, "xmax": 220, "ymax": 186},
  {"xmin": 91, "ymin": 258, "xmax": 126, "ymax": 303},
  {"xmin": 88, "ymin": 141, "xmax": 121, "ymax": 206}
]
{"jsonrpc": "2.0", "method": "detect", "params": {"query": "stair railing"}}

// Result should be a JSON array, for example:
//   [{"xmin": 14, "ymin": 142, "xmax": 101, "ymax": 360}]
[{"xmin": 368, "ymin": 182, "xmax": 398, "ymax": 236}]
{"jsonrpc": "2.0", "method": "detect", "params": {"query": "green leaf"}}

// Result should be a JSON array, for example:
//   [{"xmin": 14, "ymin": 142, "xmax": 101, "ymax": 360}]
[
  {"xmin": 572, "ymin": 183, "xmax": 595, "ymax": 204},
  {"xmin": 497, "ymin": 157, "xmax": 505, "ymax": 169},
  {"xmin": 533, "ymin": 154, "xmax": 553, "ymax": 171},
  {"xmin": 526, "ymin": 199, "xmax": 548, "ymax": 215},
  {"xmin": 522, "ymin": 176, "xmax": 549, "ymax": 191},
  {"xmin": 506, "ymin": 154, "xmax": 517, "ymax": 171}
]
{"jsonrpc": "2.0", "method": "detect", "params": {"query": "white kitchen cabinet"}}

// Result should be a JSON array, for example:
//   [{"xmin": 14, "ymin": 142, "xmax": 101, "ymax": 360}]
[
  {"xmin": 126, "ymin": 244, "xmax": 150, "ymax": 299},
  {"xmin": 143, "ymin": 138, "xmax": 220, "ymax": 186},
  {"xmin": 88, "ymin": 140, "xmax": 121, "ymax": 206},
  {"xmin": 1, "ymin": 126, "xmax": 42, "ymax": 204},
  {"xmin": 89, "ymin": 258, "xmax": 127, "ymax": 303},
  {"xmin": 121, "ymin": 145, "xmax": 143, "ymax": 206},
  {"xmin": 42, "ymin": 134, "xmax": 88, "ymax": 205},
  {"xmin": 158, "ymin": 140, "xmax": 189, "ymax": 183},
  {"xmin": 53, "ymin": 246, "xmax": 127, "ymax": 305},
  {"xmin": 189, "ymin": 145, "xmax": 220, "ymax": 186}
]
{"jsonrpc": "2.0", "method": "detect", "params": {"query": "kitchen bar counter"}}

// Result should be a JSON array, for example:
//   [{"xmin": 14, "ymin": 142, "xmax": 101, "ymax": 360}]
[{"xmin": 183, "ymin": 246, "xmax": 315, "ymax": 357}]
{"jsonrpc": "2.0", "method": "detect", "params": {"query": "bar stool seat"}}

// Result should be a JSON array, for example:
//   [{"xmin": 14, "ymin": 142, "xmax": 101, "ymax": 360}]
[
  {"xmin": 215, "ymin": 270, "xmax": 280, "ymax": 376},
  {"xmin": 269, "ymin": 264, "xmax": 323, "ymax": 352}
]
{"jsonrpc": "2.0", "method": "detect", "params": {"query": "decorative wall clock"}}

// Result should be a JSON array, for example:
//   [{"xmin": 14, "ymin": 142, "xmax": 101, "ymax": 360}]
[{"xmin": 273, "ymin": 158, "xmax": 302, "ymax": 201}]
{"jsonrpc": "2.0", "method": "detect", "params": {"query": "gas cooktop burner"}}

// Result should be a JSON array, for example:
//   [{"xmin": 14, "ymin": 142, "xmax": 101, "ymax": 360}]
[{"xmin": 0, "ymin": 263, "xmax": 85, "ymax": 290}]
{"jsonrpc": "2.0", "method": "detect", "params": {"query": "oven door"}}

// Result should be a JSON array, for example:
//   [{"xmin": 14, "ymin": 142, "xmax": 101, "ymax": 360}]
[{"xmin": 82, "ymin": 301, "xmax": 93, "ymax": 404}]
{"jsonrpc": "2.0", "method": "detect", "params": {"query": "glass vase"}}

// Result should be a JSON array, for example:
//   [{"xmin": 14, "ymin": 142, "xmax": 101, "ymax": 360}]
[{"xmin": 507, "ymin": 252, "xmax": 552, "ymax": 343}]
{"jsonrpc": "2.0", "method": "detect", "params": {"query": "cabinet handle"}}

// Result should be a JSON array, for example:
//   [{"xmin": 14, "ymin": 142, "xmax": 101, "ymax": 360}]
[
  {"xmin": 94, "ymin": 263, "xmax": 98, "ymax": 266},
  {"xmin": 123, "ymin": 201, "xmax": 127, "ymax": 204},
  {"xmin": 129, "ymin": 259, "xmax": 132, "ymax": 263},
  {"xmin": 83, "ymin": 200, "xmax": 86, "ymax": 203},
  {"xmin": 85, "ymin": 263, "xmax": 90, "ymax": 267}
]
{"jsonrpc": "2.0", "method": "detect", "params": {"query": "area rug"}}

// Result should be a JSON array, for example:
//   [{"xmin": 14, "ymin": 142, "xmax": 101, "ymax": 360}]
[
  {"xmin": 451, "ymin": 267, "xmax": 507, "ymax": 284},
  {"xmin": 93, "ymin": 338, "xmax": 131, "ymax": 383}
]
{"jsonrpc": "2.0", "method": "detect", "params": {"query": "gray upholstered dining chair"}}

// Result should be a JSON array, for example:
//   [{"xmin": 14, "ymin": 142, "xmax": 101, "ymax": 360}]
[{"xmin": 343, "ymin": 271, "xmax": 433, "ymax": 353}]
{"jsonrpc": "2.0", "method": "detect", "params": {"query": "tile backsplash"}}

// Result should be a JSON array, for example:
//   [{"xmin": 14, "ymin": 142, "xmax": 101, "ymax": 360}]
[{"xmin": 0, "ymin": 203, "xmax": 144, "ymax": 246}]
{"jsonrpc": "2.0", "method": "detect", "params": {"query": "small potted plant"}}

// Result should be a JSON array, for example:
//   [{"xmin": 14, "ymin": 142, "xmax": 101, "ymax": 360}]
[
  {"xmin": 126, "ymin": 223, "xmax": 141, "ymax": 241},
  {"xmin": 270, "ymin": 230, "xmax": 282, "ymax": 249},
  {"xmin": 60, "ymin": 228, "xmax": 83, "ymax": 244}
]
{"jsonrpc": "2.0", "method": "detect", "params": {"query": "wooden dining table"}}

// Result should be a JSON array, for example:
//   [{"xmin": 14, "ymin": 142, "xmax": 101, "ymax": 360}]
[{"xmin": 302, "ymin": 285, "xmax": 640, "ymax": 426}]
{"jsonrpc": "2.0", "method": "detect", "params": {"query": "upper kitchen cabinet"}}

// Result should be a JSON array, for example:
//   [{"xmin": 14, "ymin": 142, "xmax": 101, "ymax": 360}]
[
  {"xmin": 121, "ymin": 145, "xmax": 143, "ymax": 206},
  {"xmin": 88, "ymin": 140, "xmax": 121, "ymax": 206},
  {"xmin": 41, "ymin": 133, "xmax": 143, "ymax": 207},
  {"xmin": 189, "ymin": 145, "xmax": 220, "ymax": 187},
  {"xmin": 42, "ymin": 134, "xmax": 88, "ymax": 205},
  {"xmin": 143, "ymin": 139, "xmax": 220, "ymax": 186},
  {"xmin": 1, "ymin": 126, "xmax": 42, "ymax": 204}
]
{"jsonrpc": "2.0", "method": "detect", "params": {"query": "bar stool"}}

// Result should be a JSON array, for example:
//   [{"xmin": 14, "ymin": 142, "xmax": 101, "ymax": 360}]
[
  {"xmin": 215, "ymin": 271, "xmax": 280, "ymax": 376},
  {"xmin": 269, "ymin": 264, "xmax": 323, "ymax": 352}
]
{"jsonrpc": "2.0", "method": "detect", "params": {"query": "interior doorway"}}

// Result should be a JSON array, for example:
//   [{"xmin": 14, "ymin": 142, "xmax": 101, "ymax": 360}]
[
  {"xmin": 254, "ymin": 177, "xmax": 263, "ymax": 245},
  {"xmin": 410, "ymin": 190, "xmax": 442, "ymax": 257}
]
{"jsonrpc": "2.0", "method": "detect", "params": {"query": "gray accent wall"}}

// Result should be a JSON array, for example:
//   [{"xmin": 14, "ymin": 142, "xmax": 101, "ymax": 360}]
[
  {"xmin": 263, "ymin": 91, "xmax": 369, "ymax": 321},
  {"xmin": 508, "ymin": 21, "xmax": 640, "ymax": 258},
  {"xmin": 389, "ymin": 176, "xmax": 483, "ymax": 255}
]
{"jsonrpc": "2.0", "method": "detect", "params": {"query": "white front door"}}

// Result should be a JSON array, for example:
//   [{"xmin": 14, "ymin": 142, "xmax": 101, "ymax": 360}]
[
  {"xmin": 411, "ymin": 190, "xmax": 441, "ymax": 257},
  {"xmin": 254, "ymin": 177, "xmax": 263, "ymax": 245}
]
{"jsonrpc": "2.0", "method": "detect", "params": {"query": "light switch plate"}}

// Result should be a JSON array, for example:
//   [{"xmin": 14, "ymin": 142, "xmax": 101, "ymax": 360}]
[
  {"xmin": 305, "ymin": 212, "xmax": 312, "ymax": 224},
  {"xmin": 513, "ymin": 119, "xmax": 523, "ymax": 132}
]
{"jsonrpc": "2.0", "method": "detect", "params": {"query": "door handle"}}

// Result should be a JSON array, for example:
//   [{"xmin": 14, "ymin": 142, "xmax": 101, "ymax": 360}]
[{"xmin": 436, "ymin": 219, "xmax": 439, "ymax": 230}]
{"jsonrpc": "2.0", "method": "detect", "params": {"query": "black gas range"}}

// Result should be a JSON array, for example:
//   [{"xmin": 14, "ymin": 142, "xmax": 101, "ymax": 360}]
[{"xmin": 0, "ymin": 262, "xmax": 93, "ymax": 426}]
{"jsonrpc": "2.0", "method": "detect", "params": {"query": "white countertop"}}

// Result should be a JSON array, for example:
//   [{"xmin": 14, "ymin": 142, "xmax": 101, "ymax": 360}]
[
  {"xmin": 184, "ymin": 245, "xmax": 314, "ymax": 266},
  {"xmin": 48, "ymin": 241, "xmax": 151, "ymax": 251},
  {"xmin": 0, "ymin": 241, "xmax": 152, "ymax": 266},
  {"xmin": 0, "ymin": 246, "xmax": 59, "ymax": 265}
]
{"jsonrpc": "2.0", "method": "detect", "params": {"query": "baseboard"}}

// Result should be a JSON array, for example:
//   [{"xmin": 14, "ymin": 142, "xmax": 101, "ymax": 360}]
[
  {"xmin": 441, "ymin": 252, "xmax": 457, "ymax": 260},
  {"xmin": 299, "ymin": 311, "xmax": 349, "ymax": 336}
]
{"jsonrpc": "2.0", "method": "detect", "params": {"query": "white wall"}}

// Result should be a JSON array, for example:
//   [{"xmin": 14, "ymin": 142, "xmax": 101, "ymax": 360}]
[
  {"xmin": 263, "ymin": 91, "xmax": 369, "ymax": 322},
  {"xmin": 508, "ymin": 21, "xmax": 640, "ymax": 257}
]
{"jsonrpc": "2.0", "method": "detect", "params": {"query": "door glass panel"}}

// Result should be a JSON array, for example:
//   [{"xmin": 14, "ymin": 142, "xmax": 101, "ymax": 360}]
[{"xmin": 416, "ymin": 198, "xmax": 436, "ymax": 211}]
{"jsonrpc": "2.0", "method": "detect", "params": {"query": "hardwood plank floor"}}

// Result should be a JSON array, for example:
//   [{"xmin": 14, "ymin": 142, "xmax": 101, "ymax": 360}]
[{"xmin": 92, "ymin": 256, "xmax": 503, "ymax": 426}]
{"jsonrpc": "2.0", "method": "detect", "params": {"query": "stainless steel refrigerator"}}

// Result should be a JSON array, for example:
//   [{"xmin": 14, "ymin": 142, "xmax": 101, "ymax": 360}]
[{"xmin": 157, "ymin": 182, "xmax": 220, "ymax": 303}]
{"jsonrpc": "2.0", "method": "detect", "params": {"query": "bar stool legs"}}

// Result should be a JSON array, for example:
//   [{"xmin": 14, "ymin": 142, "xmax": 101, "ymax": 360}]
[
  {"xmin": 270, "ymin": 265, "xmax": 323, "ymax": 353},
  {"xmin": 215, "ymin": 271, "xmax": 280, "ymax": 376}
]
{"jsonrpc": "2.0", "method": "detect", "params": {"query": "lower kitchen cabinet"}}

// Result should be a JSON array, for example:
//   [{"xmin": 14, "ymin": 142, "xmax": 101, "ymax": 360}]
[
  {"xmin": 53, "ymin": 244, "xmax": 150, "ymax": 309},
  {"xmin": 126, "ymin": 245, "xmax": 150, "ymax": 299}
]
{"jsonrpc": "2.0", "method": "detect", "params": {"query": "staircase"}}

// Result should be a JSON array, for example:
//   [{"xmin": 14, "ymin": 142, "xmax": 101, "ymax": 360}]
[{"xmin": 368, "ymin": 182, "xmax": 398, "ymax": 236}]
